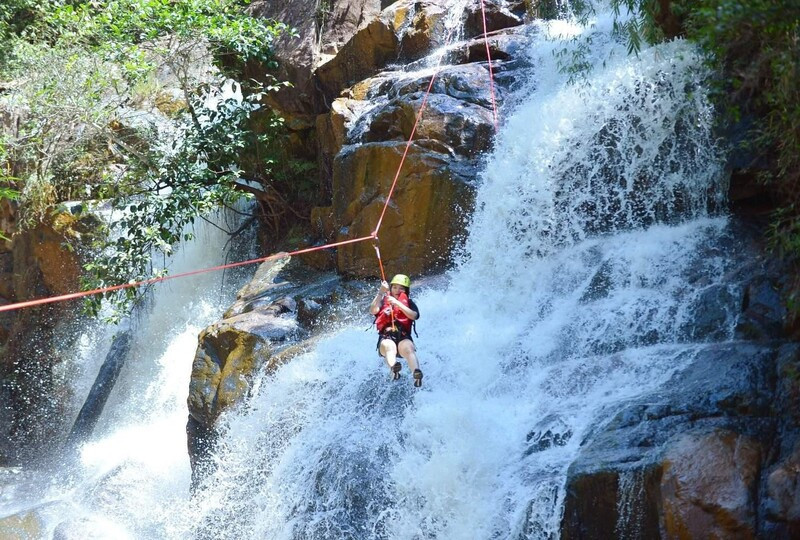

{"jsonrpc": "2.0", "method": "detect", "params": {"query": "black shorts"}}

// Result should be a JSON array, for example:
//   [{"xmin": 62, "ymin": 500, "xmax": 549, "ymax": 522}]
[{"xmin": 377, "ymin": 329, "xmax": 413, "ymax": 353}]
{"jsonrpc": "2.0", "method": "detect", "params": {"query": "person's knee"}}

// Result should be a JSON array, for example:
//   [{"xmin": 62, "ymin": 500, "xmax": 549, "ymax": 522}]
[
  {"xmin": 398, "ymin": 341, "xmax": 415, "ymax": 358},
  {"xmin": 380, "ymin": 340, "xmax": 397, "ymax": 356}
]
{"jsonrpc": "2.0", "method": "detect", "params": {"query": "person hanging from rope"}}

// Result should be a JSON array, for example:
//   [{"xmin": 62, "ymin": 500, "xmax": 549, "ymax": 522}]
[{"xmin": 369, "ymin": 274, "xmax": 423, "ymax": 387}]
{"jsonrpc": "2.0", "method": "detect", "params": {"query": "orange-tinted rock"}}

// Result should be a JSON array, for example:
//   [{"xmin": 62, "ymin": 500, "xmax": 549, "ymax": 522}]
[
  {"xmin": 1, "ymin": 206, "xmax": 98, "ymax": 463},
  {"xmin": 248, "ymin": 0, "xmax": 383, "ymax": 115},
  {"xmin": 188, "ymin": 319, "xmax": 271, "ymax": 426},
  {"xmin": 331, "ymin": 141, "xmax": 473, "ymax": 276},
  {"xmin": 315, "ymin": 17, "xmax": 401, "ymax": 105},
  {"xmin": 661, "ymin": 430, "xmax": 761, "ymax": 539},
  {"xmin": 189, "ymin": 258, "xmax": 301, "ymax": 428}
]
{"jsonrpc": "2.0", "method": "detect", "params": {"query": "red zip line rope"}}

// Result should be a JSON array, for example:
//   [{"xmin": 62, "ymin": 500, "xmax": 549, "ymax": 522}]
[
  {"xmin": 374, "ymin": 0, "xmax": 499, "ymax": 233},
  {"xmin": 373, "ymin": 69, "xmax": 441, "ymax": 235},
  {"xmin": 372, "ymin": 241, "xmax": 395, "ymax": 328},
  {"xmin": 0, "ymin": 234, "xmax": 375, "ymax": 313},
  {"xmin": 1, "ymin": 2, "xmax": 500, "ymax": 314},
  {"xmin": 479, "ymin": 0, "xmax": 499, "ymax": 129}
]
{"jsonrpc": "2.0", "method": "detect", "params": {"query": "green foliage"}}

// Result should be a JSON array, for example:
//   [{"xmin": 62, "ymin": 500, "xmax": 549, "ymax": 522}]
[
  {"xmin": 82, "ymin": 83, "xmax": 265, "ymax": 320},
  {"xmin": 0, "ymin": 0, "xmax": 292, "ymax": 319},
  {"xmin": 679, "ymin": 0, "xmax": 800, "ymax": 185},
  {"xmin": 0, "ymin": 137, "xmax": 20, "ymax": 242},
  {"xmin": 0, "ymin": 0, "xmax": 49, "ymax": 66},
  {"xmin": 678, "ymin": 0, "xmax": 800, "ymax": 306}
]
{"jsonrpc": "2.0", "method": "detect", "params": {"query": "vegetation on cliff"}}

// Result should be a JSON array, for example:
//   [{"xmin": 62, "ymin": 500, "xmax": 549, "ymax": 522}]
[{"xmin": 0, "ymin": 0, "xmax": 291, "ymax": 319}]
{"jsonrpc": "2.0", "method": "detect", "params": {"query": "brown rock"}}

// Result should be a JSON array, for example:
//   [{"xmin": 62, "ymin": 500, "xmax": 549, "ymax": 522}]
[
  {"xmin": 316, "ymin": 0, "xmax": 457, "ymax": 104},
  {"xmin": 765, "ymin": 445, "xmax": 800, "ymax": 534},
  {"xmin": 0, "ymin": 509, "xmax": 45, "ymax": 539},
  {"xmin": 315, "ymin": 17, "xmax": 401, "ymax": 105},
  {"xmin": 332, "ymin": 141, "xmax": 473, "ymax": 276},
  {"xmin": 660, "ymin": 430, "xmax": 761, "ymax": 539},
  {"xmin": 189, "ymin": 257, "xmax": 302, "ymax": 429},
  {"xmin": 462, "ymin": 0, "xmax": 523, "ymax": 39},
  {"xmin": 365, "ymin": 92, "xmax": 495, "ymax": 157},
  {"xmin": 187, "ymin": 318, "xmax": 272, "ymax": 427},
  {"xmin": 316, "ymin": 98, "xmax": 361, "ymax": 198},
  {"xmin": 25, "ymin": 223, "xmax": 81, "ymax": 297},
  {"xmin": 1, "ymin": 207, "xmax": 96, "ymax": 462},
  {"xmin": 248, "ymin": 0, "xmax": 383, "ymax": 115},
  {"xmin": 224, "ymin": 257, "xmax": 291, "ymax": 318}
]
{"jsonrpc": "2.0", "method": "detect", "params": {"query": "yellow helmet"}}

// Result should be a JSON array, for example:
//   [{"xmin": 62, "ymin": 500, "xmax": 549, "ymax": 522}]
[{"xmin": 390, "ymin": 274, "xmax": 411, "ymax": 289}]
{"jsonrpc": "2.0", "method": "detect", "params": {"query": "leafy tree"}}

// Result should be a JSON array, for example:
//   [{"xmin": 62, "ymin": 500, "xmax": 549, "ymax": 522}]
[{"xmin": 0, "ymin": 0, "xmax": 294, "ymax": 319}]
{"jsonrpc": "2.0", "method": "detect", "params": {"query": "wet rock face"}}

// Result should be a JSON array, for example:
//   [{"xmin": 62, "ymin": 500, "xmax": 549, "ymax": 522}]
[
  {"xmin": 735, "ymin": 277, "xmax": 789, "ymax": 340},
  {"xmin": 315, "ymin": 29, "xmax": 530, "ymax": 275},
  {"xmin": 247, "ymin": 0, "xmax": 384, "ymax": 114},
  {"xmin": 762, "ymin": 347, "xmax": 800, "ymax": 538},
  {"xmin": 765, "ymin": 445, "xmax": 800, "ymax": 537},
  {"xmin": 560, "ymin": 342, "xmax": 783, "ymax": 539},
  {"xmin": 185, "ymin": 256, "xmax": 370, "ymax": 484},
  {"xmin": 314, "ymin": 0, "xmax": 451, "ymax": 106},
  {"xmin": 246, "ymin": 0, "xmax": 530, "ymax": 277},
  {"xmin": 560, "ymin": 342, "xmax": 800, "ymax": 539},
  {"xmin": 188, "ymin": 321, "xmax": 272, "ymax": 427},
  {"xmin": 330, "ymin": 141, "xmax": 474, "ymax": 275},
  {"xmin": 661, "ymin": 430, "xmax": 761, "ymax": 539},
  {"xmin": 0, "ymin": 206, "xmax": 98, "ymax": 465}
]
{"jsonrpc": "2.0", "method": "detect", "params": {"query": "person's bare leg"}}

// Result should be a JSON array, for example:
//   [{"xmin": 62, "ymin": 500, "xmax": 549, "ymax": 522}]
[
  {"xmin": 397, "ymin": 340, "xmax": 419, "ymax": 371},
  {"xmin": 380, "ymin": 339, "xmax": 399, "ymax": 376},
  {"xmin": 398, "ymin": 340, "xmax": 422, "ymax": 386}
]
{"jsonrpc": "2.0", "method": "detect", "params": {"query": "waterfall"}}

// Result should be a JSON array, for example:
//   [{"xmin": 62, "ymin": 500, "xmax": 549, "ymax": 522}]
[
  {"xmin": 0, "ymin": 208, "xmax": 257, "ymax": 537},
  {"xmin": 172, "ymin": 14, "xmax": 731, "ymax": 540},
  {"xmin": 1, "ymin": 7, "xmax": 742, "ymax": 540}
]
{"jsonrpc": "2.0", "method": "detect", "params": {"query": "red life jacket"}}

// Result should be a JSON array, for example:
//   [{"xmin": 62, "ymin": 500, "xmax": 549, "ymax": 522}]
[{"xmin": 375, "ymin": 292, "xmax": 413, "ymax": 334}]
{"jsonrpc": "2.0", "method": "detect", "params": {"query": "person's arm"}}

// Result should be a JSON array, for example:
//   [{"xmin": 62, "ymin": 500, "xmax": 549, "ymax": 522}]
[
  {"xmin": 387, "ymin": 296, "xmax": 418, "ymax": 320},
  {"xmin": 369, "ymin": 281, "xmax": 390, "ymax": 315}
]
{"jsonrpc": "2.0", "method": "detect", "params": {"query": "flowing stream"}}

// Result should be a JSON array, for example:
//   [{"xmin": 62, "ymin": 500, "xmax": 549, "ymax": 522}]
[{"xmin": 1, "ymin": 6, "xmax": 744, "ymax": 540}]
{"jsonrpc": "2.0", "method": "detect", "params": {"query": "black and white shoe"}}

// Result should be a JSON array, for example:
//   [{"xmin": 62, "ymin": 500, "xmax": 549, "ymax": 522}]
[
  {"xmin": 413, "ymin": 369, "xmax": 423, "ymax": 388},
  {"xmin": 391, "ymin": 362, "xmax": 402, "ymax": 380}
]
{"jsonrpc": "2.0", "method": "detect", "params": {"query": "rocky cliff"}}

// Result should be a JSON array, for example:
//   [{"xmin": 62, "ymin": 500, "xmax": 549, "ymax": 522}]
[
  {"xmin": 247, "ymin": 0, "xmax": 529, "ymax": 276},
  {"xmin": 187, "ymin": 2, "xmax": 800, "ymax": 537}
]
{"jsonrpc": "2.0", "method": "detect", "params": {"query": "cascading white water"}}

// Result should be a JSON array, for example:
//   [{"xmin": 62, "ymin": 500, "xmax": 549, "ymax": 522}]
[
  {"xmin": 0, "ymin": 209, "xmax": 257, "ymax": 537},
  {"xmin": 168, "ymin": 12, "xmax": 733, "ymax": 540},
  {"xmin": 1, "ymin": 6, "xmax": 742, "ymax": 540}
]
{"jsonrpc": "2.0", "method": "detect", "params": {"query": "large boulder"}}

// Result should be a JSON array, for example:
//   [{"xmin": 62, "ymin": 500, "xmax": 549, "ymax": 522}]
[
  {"xmin": 311, "ymin": 48, "xmax": 536, "ymax": 275},
  {"xmin": 185, "ymin": 257, "xmax": 360, "ymax": 485},
  {"xmin": 314, "ymin": 0, "xmax": 449, "ymax": 107},
  {"xmin": 560, "ymin": 342, "xmax": 781, "ymax": 539},
  {"xmin": 187, "ymin": 258, "xmax": 299, "ymax": 430},
  {"xmin": 247, "ymin": 0, "xmax": 384, "ymax": 115}
]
